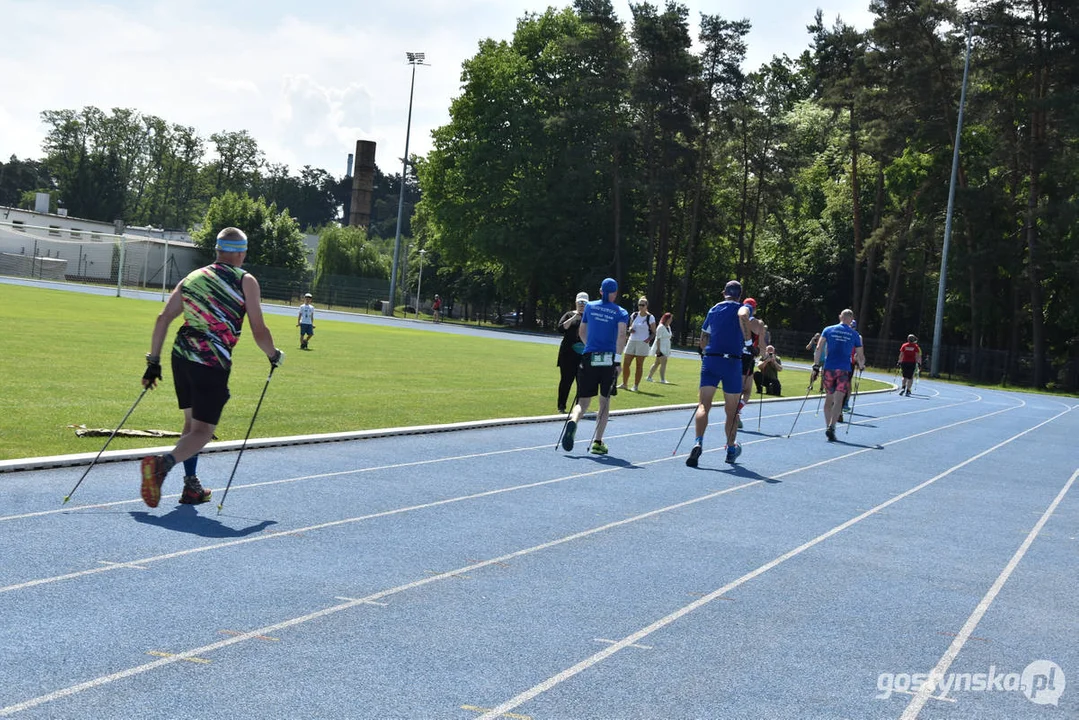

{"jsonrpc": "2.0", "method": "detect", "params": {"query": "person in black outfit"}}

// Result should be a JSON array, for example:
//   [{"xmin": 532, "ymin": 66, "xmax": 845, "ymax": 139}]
[{"xmin": 556, "ymin": 291, "xmax": 589, "ymax": 413}]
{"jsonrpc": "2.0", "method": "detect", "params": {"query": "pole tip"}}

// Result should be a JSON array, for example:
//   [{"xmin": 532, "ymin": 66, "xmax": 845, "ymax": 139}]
[{"xmin": 62, "ymin": 496, "xmax": 70, "ymax": 504}]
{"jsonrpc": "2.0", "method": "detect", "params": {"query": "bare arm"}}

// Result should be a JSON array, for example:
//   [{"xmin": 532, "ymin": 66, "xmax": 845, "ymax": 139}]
[
  {"xmin": 242, "ymin": 274, "xmax": 278, "ymax": 360},
  {"xmin": 148, "ymin": 283, "xmax": 185, "ymax": 359},
  {"xmin": 698, "ymin": 331, "xmax": 709, "ymax": 353},
  {"xmin": 813, "ymin": 334, "xmax": 827, "ymax": 366},
  {"xmin": 855, "ymin": 346, "xmax": 866, "ymax": 370},
  {"xmin": 617, "ymin": 322, "xmax": 628, "ymax": 355}
]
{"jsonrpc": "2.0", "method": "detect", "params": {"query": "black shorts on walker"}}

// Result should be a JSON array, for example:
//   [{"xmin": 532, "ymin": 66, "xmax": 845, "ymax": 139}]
[
  {"xmin": 172, "ymin": 355, "xmax": 231, "ymax": 425},
  {"xmin": 577, "ymin": 355, "xmax": 618, "ymax": 399}
]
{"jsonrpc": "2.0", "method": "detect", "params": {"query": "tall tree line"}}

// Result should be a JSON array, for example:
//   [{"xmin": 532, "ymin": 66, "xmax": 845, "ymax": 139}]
[
  {"xmin": 1, "ymin": 106, "xmax": 419, "ymax": 242},
  {"xmin": 417, "ymin": 0, "xmax": 1079, "ymax": 387}
]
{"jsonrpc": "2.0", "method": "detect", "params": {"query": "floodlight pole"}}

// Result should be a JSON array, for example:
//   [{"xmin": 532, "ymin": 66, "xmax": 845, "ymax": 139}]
[
  {"xmin": 416, "ymin": 248, "xmax": 426, "ymax": 319},
  {"xmin": 930, "ymin": 24, "xmax": 972, "ymax": 377},
  {"xmin": 388, "ymin": 52, "xmax": 426, "ymax": 316},
  {"xmin": 161, "ymin": 228, "xmax": 169, "ymax": 301}
]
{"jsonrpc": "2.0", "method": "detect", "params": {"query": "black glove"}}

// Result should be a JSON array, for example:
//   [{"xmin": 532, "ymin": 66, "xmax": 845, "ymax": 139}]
[
  {"xmin": 810, "ymin": 364, "xmax": 821, "ymax": 383},
  {"xmin": 270, "ymin": 349, "xmax": 285, "ymax": 368},
  {"xmin": 142, "ymin": 354, "xmax": 162, "ymax": 389}
]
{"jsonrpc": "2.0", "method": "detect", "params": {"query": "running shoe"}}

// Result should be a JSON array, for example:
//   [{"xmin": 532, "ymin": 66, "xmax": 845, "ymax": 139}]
[
  {"xmin": 561, "ymin": 420, "xmax": 577, "ymax": 452},
  {"xmin": 906, "ymin": 389, "xmax": 912, "ymax": 396},
  {"xmin": 180, "ymin": 476, "xmax": 212, "ymax": 505},
  {"xmin": 826, "ymin": 426, "xmax": 836, "ymax": 442},
  {"xmin": 686, "ymin": 444, "xmax": 702, "ymax": 468},
  {"xmin": 725, "ymin": 444, "xmax": 742, "ymax": 464},
  {"xmin": 645, "ymin": 377, "xmax": 654, "ymax": 382},
  {"xmin": 140, "ymin": 455, "xmax": 168, "ymax": 508},
  {"xmin": 590, "ymin": 440, "xmax": 608, "ymax": 455}
]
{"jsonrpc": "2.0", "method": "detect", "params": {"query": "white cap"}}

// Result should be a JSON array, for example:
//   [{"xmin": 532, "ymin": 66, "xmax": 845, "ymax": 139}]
[{"xmin": 575, "ymin": 291, "xmax": 589, "ymax": 304}]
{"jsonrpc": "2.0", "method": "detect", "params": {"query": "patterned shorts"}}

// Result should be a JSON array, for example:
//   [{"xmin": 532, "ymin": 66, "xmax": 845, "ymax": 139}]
[{"xmin": 823, "ymin": 368, "xmax": 851, "ymax": 396}]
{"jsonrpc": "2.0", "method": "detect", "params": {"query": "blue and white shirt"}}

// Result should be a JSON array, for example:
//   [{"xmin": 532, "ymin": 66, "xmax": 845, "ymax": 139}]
[{"xmin": 582, "ymin": 300, "xmax": 629, "ymax": 354}]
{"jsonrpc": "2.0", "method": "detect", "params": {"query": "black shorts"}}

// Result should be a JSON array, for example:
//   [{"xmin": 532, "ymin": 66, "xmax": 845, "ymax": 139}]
[
  {"xmin": 901, "ymin": 361, "xmax": 917, "ymax": 380},
  {"xmin": 577, "ymin": 355, "xmax": 619, "ymax": 399},
  {"xmin": 172, "ymin": 355, "xmax": 231, "ymax": 425},
  {"xmin": 742, "ymin": 354, "xmax": 755, "ymax": 377}
]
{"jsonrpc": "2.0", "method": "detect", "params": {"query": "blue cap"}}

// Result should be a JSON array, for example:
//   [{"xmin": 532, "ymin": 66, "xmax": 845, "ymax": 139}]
[
  {"xmin": 600, "ymin": 277, "xmax": 618, "ymax": 300},
  {"xmin": 215, "ymin": 228, "xmax": 248, "ymax": 253},
  {"xmin": 724, "ymin": 280, "xmax": 742, "ymax": 298},
  {"xmin": 851, "ymin": 320, "xmax": 858, "ymax": 329}
]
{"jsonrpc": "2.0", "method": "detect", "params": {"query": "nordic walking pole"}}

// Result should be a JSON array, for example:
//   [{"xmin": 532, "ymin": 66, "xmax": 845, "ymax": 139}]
[
  {"xmin": 555, "ymin": 391, "xmax": 579, "ymax": 451},
  {"xmin": 845, "ymin": 369, "xmax": 863, "ymax": 435},
  {"xmin": 914, "ymin": 364, "xmax": 921, "ymax": 393},
  {"xmin": 757, "ymin": 383, "xmax": 764, "ymax": 432},
  {"xmin": 672, "ymin": 404, "xmax": 700, "ymax": 456},
  {"xmin": 217, "ymin": 365, "xmax": 276, "ymax": 514},
  {"xmin": 63, "ymin": 386, "xmax": 150, "ymax": 504},
  {"xmin": 814, "ymin": 379, "xmax": 825, "ymax": 416},
  {"xmin": 787, "ymin": 378, "xmax": 816, "ymax": 438}
]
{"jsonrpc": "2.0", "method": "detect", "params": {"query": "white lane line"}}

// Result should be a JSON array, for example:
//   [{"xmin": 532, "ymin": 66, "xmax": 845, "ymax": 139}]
[
  {"xmin": 0, "ymin": 400, "xmax": 1034, "ymax": 715},
  {"xmin": 0, "ymin": 395, "xmax": 999, "ymax": 596},
  {"xmin": 0, "ymin": 392, "xmax": 944, "ymax": 524},
  {"xmin": 96, "ymin": 561, "xmax": 148, "ymax": 571},
  {"xmin": 0, "ymin": 480, "xmax": 762, "ymax": 717},
  {"xmin": 474, "ymin": 405, "xmax": 1072, "ymax": 720},
  {"xmin": 900, "ymin": 465, "xmax": 1079, "ymax": 719},
  {"xmin": 594, "ymin": 638, "xmax": 652, "ymax": 650}
]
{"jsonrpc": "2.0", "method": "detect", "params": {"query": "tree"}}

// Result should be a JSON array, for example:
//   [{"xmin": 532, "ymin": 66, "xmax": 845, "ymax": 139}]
[
  {"xmin": 313, "ymin": 225, "xmax": 389, "ymax": 282},
  {"xmin": 190, "ymin": 191, "xmax": 308, "ymax": 270}
]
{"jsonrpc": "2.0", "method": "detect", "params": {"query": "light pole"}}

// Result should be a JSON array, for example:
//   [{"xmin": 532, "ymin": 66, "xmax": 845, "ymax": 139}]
[
  {"xmin": 930, "ymin": 24, "xmax": 972, "ymax": 377},
  {"xmin": 388, "ymin": 51, "xmax": 427, "ymax": 316},
  {"xmin": 416, "ymin": 248, "xmax": 426, "ymax": 319}
]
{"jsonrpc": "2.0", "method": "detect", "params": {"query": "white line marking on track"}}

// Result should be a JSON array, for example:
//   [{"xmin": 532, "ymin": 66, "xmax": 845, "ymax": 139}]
[
  {"xmin": 0, "ymin": 391, "xmax": 953, "ymax": 524},
  {"xmin": 0, "ymin": 400, "xmax": 1041, "ymax": 715},
  {"xmin": 594, "ymin": 638, "xmax": 652, "ymax": 650},
  {"xmin": 473, "ymin": 405, "xmax": 1072, "ymax": 720},
  {"xmin": 900, "ymin": 464, "xmax": 1079, "ymax": 719},
  {"xmin": 0, "ymin": 395, "xmax": 1007, "ymax": 596},
  {"xmin": 96, "ymin": 561, "xmax": 148, "ymax": 571},
  {"xmin": 334, "ymin": 596, "xmax": 388, "ymax": 606}
]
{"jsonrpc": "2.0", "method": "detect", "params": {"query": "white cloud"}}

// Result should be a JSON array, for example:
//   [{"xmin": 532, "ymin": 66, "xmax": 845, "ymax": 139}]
[{"xmin": 0, "ymin": 0, "xmax": 877, "ymax": 177}]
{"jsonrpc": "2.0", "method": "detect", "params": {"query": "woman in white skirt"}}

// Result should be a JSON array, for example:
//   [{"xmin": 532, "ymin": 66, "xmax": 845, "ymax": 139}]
[
  {"xmin": 620, "ymin": 297, "xmax": 656, "ymax": 391},
  {"xmin": 646, "ymin": 312, "xmax": 673, "ymax": 383}
]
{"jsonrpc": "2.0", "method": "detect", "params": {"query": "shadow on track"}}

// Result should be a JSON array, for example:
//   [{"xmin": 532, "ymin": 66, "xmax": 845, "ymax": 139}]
[
  {"xmin": 687, "ymin": 464, "xmax": 781, "ymax": 484},
  {"xmin": 129, "ymin": 505, "xmax": 278, "ymax": 538}
]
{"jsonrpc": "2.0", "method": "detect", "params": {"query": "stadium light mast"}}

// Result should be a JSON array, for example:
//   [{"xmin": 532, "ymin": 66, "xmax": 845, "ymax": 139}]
[
  {"xmin": 388, "ymin": 51, "xmax": 427, "ymax": 316},
  {"xmin": 930, "ymin": 23, "xmax": 972, "ymax": 377},
  {"xmin": 416, "ymin": 248, "xmax": 426, "ymax": 319}
]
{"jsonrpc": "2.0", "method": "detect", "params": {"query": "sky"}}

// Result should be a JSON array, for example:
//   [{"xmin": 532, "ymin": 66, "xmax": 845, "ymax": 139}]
[{"xmin": 0, "ymin": 0, "xmax": 876, "ymax": 178}]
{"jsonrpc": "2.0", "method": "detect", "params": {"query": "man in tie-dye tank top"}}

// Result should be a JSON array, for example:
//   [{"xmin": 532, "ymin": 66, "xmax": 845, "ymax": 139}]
[{"xmin": 138, "ymin": 227, "xmax": 284, "ymax": 508}]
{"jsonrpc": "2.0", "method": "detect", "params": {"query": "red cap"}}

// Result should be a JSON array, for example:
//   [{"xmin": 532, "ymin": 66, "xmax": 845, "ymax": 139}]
[{"xmin": 743, "ymin": 298, "xmax": 757, "ymax": 309}]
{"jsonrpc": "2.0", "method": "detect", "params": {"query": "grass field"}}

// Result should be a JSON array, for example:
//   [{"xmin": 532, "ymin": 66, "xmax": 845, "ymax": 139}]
[{"xmin": 0, "ymin": 283, "xmax": 890, "ymax": 460}]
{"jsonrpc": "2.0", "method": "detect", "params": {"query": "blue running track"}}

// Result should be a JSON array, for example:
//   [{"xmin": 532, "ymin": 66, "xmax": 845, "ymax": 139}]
[{"xmin": 1, "ymin": 376, "xmax": 1077, "ymax": 719}]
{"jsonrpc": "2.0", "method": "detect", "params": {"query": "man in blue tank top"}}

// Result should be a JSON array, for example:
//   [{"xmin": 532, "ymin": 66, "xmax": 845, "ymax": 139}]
[
  {"xmin": 562, "ymin": 277, "xmax": 628, "ymax": 455},
  {"xmin": 687, "ymin": 280, "xmax": 754, "ymax": 467}
]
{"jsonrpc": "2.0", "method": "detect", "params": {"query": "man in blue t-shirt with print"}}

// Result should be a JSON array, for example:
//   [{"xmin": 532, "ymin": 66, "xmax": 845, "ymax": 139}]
[
  {"xmin": 562, "ymin": 277, "xmax": 629, "ymax": 456},
  {"xmin": 812, "ymin": 308, "xmax": 865, "ymax": 441},
  {"xmin": 687, "ymin": 280, "xmax": 754, "ymax": 467}
]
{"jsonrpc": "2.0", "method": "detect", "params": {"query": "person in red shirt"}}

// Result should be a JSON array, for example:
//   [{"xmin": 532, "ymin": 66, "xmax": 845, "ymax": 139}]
[{"xmin": 897, "ymin": 334, "xmax": 922, "ymax": 396}]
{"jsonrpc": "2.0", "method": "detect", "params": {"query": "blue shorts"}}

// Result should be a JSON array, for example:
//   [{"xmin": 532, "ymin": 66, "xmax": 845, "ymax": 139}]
[
  {"xmin": 700, "ymin": 357, "xmax": 743, "ymax": 394},
  {"xmin": 300, "ymin": 323, "xmax": 314, "ymax": 335}
]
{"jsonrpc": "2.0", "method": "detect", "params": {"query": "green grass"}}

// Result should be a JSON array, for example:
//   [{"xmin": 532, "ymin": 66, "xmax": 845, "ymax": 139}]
[{"xmin": 0, "ymin": 283, "xmax": 889, "ymax": 460}]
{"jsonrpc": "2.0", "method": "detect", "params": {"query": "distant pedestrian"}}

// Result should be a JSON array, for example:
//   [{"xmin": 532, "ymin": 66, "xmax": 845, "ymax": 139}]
[
  {"xmin": 620, "ymin": 297, "xmax": 656, "ymax": 392},
  {"xmin": 432, "ymin": 294, "xmax": 442, "ymax": 323},
  {"xmin": 562, "ymin": 278, "xmax": 628, "ymax": 456},
  {"xmin": 687, "ymin": 280, "xmax": 754, "ymax": 467},
  {"xmin": 897, "ymin": 334, "xmax": 922, "ymax": 396},
  {"xmin": 556, "ymin": 291, "xmax": 588, "ymax": 413},
  {"xmin": 139, "ymin": 227, "xmax": 284, "ymax": 508},
  {"xmin": 812, "ymin": 309, "xmax": 865, "ymax": 442},
  {"xmin": 297, "ymin": 292, "xmax": 315, "ymax": 349},
  {"xmin": 646, "ymin": 312, "xmax": 673, "ymax": 383}
]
